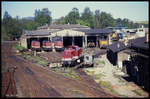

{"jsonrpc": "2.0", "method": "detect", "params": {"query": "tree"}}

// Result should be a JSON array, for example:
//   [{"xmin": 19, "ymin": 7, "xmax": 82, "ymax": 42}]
[
  {"xmin": 34, "ymin": 8, "xmax": 52, "ymax": 26},
  {"xmin": 72, "ymin": 7, "xmax": 80, "ymax": 19},
  {"xmin": 98, "ymin": 11, "xmax": 115, "ymax": 28},
  {"xmin": 64, "ymin": 7, "xmax": 80, "ymax": 24},
  {"xmin": 22, "ymin": 19, "xmax": 40, "ymax": 30},
  {"xmin": 81, "ymin": 7, "xmax": 94, "ymax": 28},
  {"xmin": 94, "ymin": 10, "xmax": 101, "ymax": 28},
  {"xmin": 2, "ymin": 11, "xmax": 23, "ymax": 40},
  {"xmin": 81, "ymin": 7, "xmax": 93, "ymax": 22},
  {"xmin": 3, "ymin": 11, "xmax": 12, "ymax": 33}
]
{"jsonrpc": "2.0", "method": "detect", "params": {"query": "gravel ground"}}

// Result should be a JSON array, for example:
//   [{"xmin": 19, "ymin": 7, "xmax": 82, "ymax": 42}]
[{"xmin": 83, "ymin": 54, "xmax": 148, "ymax": 97}]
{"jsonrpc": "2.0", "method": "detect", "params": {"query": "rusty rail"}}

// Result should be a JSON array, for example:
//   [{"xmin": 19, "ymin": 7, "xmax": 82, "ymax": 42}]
[{"xmin": 2, "ymin": 66, "xmax": 17, "ymax": 97}]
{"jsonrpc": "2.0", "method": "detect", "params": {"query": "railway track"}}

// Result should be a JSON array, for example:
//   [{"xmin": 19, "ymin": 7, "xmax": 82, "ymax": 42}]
[
  {"xmin": 2, "ymin": 67, "xmax": 17, "ymax": 97},
  {"xmin": 2, "ymin": 41, "xmax": 115, "ymax": 97}
]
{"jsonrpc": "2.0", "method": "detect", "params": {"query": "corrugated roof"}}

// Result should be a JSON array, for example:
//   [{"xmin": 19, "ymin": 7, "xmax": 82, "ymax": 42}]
[
  {"xmin": 130, "ymin": 37, "xmax": 149, "ymax": 50},
  {"xmin": 37, "ymin": 24, "xmax": 90, "ymax": 29},
  {"xmin": 89, "ymin": 28, "xmax": 110, "ymax": 33},
  {"xmin": 24, "ymin": 29, "xmax": 61, "ymax": 36},
  {"xmin": 108, "ymin": 37, "xmax": 149, "ymax": 53},
  {"xmin": 75, "ymin": 28, "xmax": 110, "ymax": 35},
  {"xmin": 107, "ymin": 41, "xmax": 130, "ymax": 53}
]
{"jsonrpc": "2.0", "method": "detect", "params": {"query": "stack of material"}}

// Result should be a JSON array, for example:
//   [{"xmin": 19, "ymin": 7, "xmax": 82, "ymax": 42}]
[{"xmin": 39, "ymin": 52, "xmax": 62, "ymax": 63}]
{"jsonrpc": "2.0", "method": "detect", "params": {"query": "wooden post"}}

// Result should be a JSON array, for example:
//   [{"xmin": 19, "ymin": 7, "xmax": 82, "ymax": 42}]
[
  {"xmin": 85, "ymin": 35, "xmax": 87, "ymax": 48},
  {"xmin": 34, "ymin": 50, "xmax": 36, "ymax": 56},
  {"xmin": 96, "ymin": 36, "xmax": 98, "ymax": 48},
  {"xmin": 82, "ymin": 36, "xmax": 85, "ymax": 48},
  {"xmin": 72, "ymin": 36, "xmax": 74, "ymax": 46}
]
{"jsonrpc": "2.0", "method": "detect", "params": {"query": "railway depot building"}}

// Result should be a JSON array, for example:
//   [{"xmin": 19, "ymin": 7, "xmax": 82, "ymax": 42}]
[
  {"xmin": 20, "ymin": 24, "xmax": 110, "ymax": 50},
  {"xmin": 107, "ymin": 33, "xmax": 149, "ymax": 92}
]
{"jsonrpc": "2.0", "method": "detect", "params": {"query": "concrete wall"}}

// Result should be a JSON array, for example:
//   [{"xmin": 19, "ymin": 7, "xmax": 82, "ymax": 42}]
[
  {"xmin": 20, "ymin": 35, "xmax": 28, "ymax": 48},
  {"xmin": 117, "ymin": 50, "xmax": 130, "ymax": 69},
  {"xmin": 51, "ymin": 29, "xmax": 85, "ymax": 37}
]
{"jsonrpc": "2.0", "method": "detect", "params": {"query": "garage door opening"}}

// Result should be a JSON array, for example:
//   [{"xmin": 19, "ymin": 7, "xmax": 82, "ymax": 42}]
[
  {"xmin": 27, "ymin": 37, "xmax": 50, "ymax": 49},
  {"xmin": 39, "ymin": 37, "xmax": 50, "ymax": 47},
  {"xmin": 87, "ymin": 36, "xmax": 96, "ymax": 47},
  {"xmin": 63, "ymin": 37, "xmax": 73, "ymax": 47},
  {"xmin": 74, "ymin": 36, "xmax": 83, "ymax": 47},
  {"xmin": 27, "ymin": 38, "xmax": 38, "ymax": 49}
]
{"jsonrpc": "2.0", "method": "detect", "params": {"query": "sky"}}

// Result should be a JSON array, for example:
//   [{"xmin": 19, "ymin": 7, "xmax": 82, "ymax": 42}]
[{"xmin": 1, "ymin": 1, "xmax": 149, "ymax": 22}]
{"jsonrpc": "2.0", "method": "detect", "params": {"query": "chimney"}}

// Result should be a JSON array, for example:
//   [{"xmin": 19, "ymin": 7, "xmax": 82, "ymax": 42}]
[{"xmin": 145, "ymin": 32, "xmax": 149, "ymax": 43}]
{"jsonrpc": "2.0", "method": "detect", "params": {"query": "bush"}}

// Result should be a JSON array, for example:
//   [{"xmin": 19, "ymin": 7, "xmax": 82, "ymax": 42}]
[{"xmin": 13, "ymin": 43, "xmax": 25, "ymax": 51}]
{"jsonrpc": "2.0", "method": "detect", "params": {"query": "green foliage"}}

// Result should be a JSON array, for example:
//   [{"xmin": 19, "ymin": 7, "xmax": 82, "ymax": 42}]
[
  {"xmin": 23, "ymin": 53, "xmax": 48, "ymax": 67},
  {"xmin": 34, "ymin": 8, "xmax": 52, "ymax": 26},
  {"xmin": 76, "ymin": 19, "xmax": 90, "ymax": 27},
  {"xmin": 132, "ymin": 90, "xmax": 142, "ymax": 96},
  {"xmin": 13, "ymin": 43, "xmax": 25, "ymax": 51},
  {"xmin": 52, "ymin": 67, "xmax": 80, "ymax": 80},
  {"xmin": 2, "ymin": 25, "xmax": 8, "ymax": 41},
  {"xmin": 60, "ymin": 17, "xmax": 66, "ymax": 24},
  {"xmin": 97, "ymin": 60, "xmax": 105, "ymax": 65},
  {"xmin": 2, "ymin": 7, "xmax": 141, "ymax": 41},
  {"xmin": 2, "ymin": 11, "xmax": 23, "ymax": 40},
  {"xmin": 23, "ymin": 20, "xmax": 40, "ymax": 30},
  {"xmin": 57, "ymin": 7, "xmax": 140, "ymax": 29},
  {"xmin": 64, "ymin": 7, "xmax": 80, "ymax": 24}
]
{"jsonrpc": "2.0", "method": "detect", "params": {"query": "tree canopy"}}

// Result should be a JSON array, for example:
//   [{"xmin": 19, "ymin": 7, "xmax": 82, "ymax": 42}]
[
  {"xmin": 34, "ymin": 8, "xmax": 52, "ymax": 26},
  {"xmin": 2, "ymin": 8, "xmax": 52, "ymax": 41},
  {"xmin": 2, "ymin": 7, "xmax": 145, "ymax": 41}
]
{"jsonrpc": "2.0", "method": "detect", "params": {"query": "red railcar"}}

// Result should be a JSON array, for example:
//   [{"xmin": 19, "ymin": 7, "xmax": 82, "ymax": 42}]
[
  {"xmin": 61, "ymin": 45, "xmax": 83, "ymax": 66},
  {"xmin": 53, "ymin": 36, "xmax": 64, "ymax": 51},
  {"xmin": 54, "ymin": 41, "xmax": 64, "ymax": 51},
  {"xmin": 42, "ymin": 40, "xmax": 52, "ymax": 51},
  {"xmin": 31, "ymin": 40, "xmax": 41, "ymax": 51}
]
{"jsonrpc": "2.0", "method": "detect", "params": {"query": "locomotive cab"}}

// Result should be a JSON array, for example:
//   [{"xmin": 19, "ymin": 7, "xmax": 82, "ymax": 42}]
[
  {"xmin": 62, "ymin": 49, "xmax": 74, "ymax": 66},
  {"xmin": 53, "ymin": 36, "xmax": 64, "ymax": 51},
  {"xmin": 31, "ymin": 40, "xmax": 41, "ymax": 51},
  {"xmin": 42, "ymin": 40, "xmax": 52, "ymax": 51},
  {"xmin": 61, "ymin": 45, "xmax": 83, "ymax": 67}
]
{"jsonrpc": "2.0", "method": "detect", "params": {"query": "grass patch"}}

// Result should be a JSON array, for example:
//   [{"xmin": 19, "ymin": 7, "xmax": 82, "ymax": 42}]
[
  {"xmin": 37, "ymin": 60, "xmax": 48, "ymax": 67},
  {"xmin": 113, "ymin": 73, "xmax": 125, "ymax": 83},
  {"xmin": 93, "ymin": 74, "xmax": 102, "ymax": 79},
  {"xmin": 83, "ymin": 69, "xmax": 95, "ymax": 75},
  {"xmin": 99, "ymin": 81, "xmax": 121, "ymax": 96},
  {"xmin": 97, "ymin": 60, "xmax": 105, "ymax": 65},
  {"xmin": 52, "ymin": 67, "xmax": 80, "ymax": 80},
  {"xmin": 13, "ymin": 43, "xmax": 25, "ymax": 51},
  {"xmin": 99, "ymin": 81, "xmax": 111, "ymax": 88},
  {"xmin": 132, "ymin": 90, "xmax": 142, "ymax": 96},
  {"xmin": 22, "ymin": 52, "xmax": 48, "ymax": 67}
]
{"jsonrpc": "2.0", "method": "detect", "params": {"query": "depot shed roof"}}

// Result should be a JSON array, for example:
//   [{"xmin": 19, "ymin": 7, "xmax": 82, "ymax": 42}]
[
  {"xmin": 130, "ymin": 37, "xmax": 149, "ymax": 50},
  {"xmin": 76, "ymin": 28, "xmax": 110, "ymax": 35},
  {"xmin": 24, "ymin": 29, "xmax": 61, "ymax": 36},
  {"xmin": 107, "ymin": 42, "xmax": 130, "ymax": 53}
]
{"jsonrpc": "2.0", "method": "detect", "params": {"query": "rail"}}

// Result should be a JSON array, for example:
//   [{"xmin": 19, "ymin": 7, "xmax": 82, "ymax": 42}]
[{"xmin": 2, "ymin": 66, "xmax": 17, "ymax": 97}]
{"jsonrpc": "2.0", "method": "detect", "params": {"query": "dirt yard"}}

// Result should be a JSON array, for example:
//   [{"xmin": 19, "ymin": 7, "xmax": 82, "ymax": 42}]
[
  {"xmin": 1, "ymin": 41, "xmax": 114, "ymax": 98},
  {"xmin": 83, "ymin": 54, "xmax": 149, "ymax": 98}
]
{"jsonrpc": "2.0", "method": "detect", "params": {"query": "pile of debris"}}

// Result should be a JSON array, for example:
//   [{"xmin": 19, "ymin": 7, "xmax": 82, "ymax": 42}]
[{"xmin": 39, "ymin": 52, "xmax": 62, "ymax": 63}]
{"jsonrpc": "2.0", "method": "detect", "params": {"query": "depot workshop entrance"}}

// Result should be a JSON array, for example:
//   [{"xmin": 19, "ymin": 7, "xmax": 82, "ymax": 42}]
[{"xmin": 63, "ymin": 36, "xmax": 83, "ymax": 47}]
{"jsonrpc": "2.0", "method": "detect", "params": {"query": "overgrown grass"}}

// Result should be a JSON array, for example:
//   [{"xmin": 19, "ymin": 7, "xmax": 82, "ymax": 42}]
[
  {"xmin": 132, "ymin": 90, "xmax": 142, "ymax": 96},
  {"xmin": 99, "ymin": 81, "xmax": 121, "ymax": 96},
  {"xmin": 52, "ymin": 67, "xmax": 80, "ymax": 80},
  {"xmin": 23, "ymin": 53, "xmax": 48, "ymax": 67},
  {"xmin": 13, "ymin": 43, "xmax": 25, "ymax": 51},
  {"xmin": 98, "ymin": 60, "xmax": 105, "ymax": 65},
  {"xmin": 113, "ymin": 73, "xmax": 125, "ymax": 83}
]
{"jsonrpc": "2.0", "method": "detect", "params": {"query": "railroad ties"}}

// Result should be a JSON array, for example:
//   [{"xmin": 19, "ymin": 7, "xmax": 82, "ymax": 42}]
[{"xmin": 2, "ymin": 67, "xmax": 18, "ymax": 97}]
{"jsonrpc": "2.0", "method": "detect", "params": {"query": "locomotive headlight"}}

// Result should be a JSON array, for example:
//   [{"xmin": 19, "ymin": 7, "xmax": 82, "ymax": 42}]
[{"xmin": 77, "ymin": 59, "xmax": 80, "ymax": 63}]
